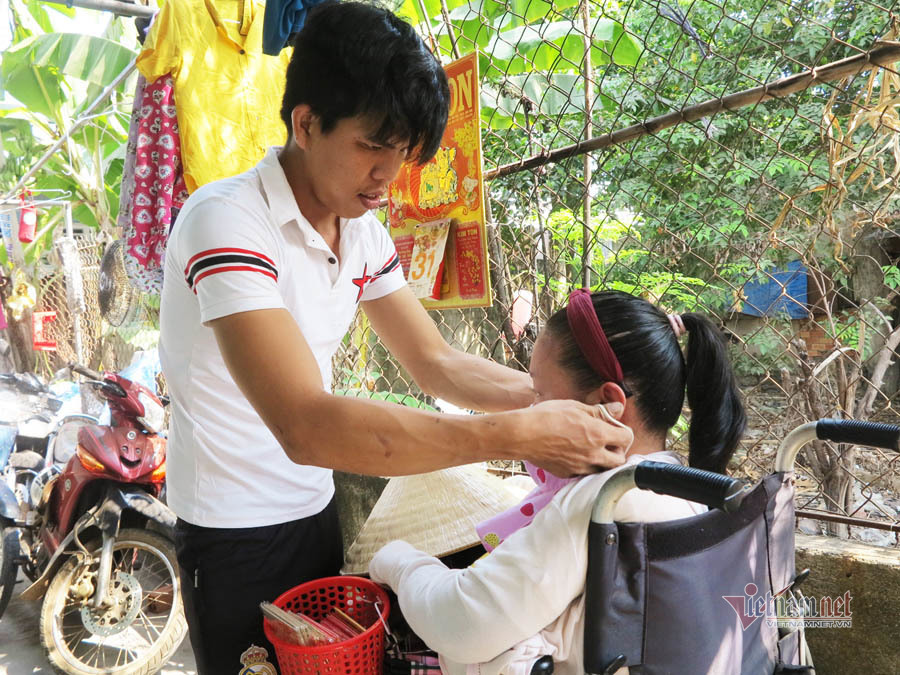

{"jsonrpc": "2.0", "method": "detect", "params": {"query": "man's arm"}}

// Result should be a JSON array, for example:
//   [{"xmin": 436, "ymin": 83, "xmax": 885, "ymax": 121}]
[
  {"xmin": 362, "ymin": 285, "xmax": 533, "ymax": 412},
  {"xmin": 210, "ymin": 308, "xmax": 632, "ymax": 477}
]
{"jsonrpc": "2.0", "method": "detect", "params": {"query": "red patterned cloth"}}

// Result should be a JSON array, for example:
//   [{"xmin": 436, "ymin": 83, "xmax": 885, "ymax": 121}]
[{"xmin": 122, "ymin": 74, "xmax": 189, "ymax": 293}]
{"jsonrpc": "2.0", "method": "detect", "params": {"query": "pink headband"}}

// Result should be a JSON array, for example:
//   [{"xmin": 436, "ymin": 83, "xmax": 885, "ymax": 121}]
[{"xmin": 565, "ymin": 288, "xmax": 625, "ymax": 386}]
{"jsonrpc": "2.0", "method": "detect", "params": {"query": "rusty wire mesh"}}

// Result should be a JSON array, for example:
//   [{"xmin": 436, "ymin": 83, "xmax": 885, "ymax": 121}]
[
  {"xmin": 332, "ymin": 0, "xmax": 900, "ymax": 545},
  {"xmin": 17, "ymin": 0, "xmax": 898, "ymax": 545},
  {"xmin": 33, "ymin": 229, "xmax": 149, "ymax": 376}
]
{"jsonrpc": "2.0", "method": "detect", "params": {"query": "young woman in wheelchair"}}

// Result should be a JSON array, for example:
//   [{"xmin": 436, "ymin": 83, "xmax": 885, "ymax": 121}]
[{"xmin": 370, "ymin": 289, "xmax": 747, "ymax": 675}]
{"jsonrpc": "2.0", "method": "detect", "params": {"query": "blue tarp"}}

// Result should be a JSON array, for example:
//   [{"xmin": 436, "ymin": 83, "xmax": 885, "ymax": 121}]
[{"xmin": 741, "ymin": 260, "xmax": 808, "ymax": 318}]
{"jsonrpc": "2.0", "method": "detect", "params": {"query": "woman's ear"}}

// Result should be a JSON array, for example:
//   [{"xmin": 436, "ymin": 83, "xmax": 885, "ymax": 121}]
[
  {"xmin": 290, "ymin": 104, "xmax": 317, "ymax": 150},
  {"xmin": 584, "ymin": 382, "xmax": 627, "ymax": 417}
]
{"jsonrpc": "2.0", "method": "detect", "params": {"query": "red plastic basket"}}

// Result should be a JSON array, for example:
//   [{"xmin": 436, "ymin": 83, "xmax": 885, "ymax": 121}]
[{"xmin": 264, "ymin": 576, "xmax": 390, "ymax": 675}]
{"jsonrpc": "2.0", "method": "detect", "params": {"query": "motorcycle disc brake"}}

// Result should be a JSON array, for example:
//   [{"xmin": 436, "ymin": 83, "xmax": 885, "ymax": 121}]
[{"xmin": 79, "ymin": 570, "xmax": 142, "ymax": 637}]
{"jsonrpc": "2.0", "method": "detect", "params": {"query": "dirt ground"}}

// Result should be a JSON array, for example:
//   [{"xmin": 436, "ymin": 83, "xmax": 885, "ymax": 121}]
[{"xmin": 0, "ymin": 575, "xmax": 197, "ymax": 675}]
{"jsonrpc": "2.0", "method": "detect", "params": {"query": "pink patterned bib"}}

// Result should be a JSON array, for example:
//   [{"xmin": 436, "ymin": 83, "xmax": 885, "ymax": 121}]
[{"xmin": 476, "ymin": 403, "xmax": 632, "ymax": 551}]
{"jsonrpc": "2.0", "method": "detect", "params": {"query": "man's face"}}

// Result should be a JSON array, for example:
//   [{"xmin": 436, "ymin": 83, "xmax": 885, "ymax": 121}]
[{"xmin": 299, "ymin": 114, "xmax": 410, "ymax": 220}]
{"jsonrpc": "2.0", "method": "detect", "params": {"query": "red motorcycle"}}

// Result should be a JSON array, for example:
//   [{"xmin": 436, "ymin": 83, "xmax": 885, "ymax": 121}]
[{"xmin": 11, "ymin": 363, "xmax": 186, "ymax": 675}]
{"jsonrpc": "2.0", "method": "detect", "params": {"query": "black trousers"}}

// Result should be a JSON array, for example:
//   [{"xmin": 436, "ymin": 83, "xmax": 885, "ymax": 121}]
[{"xmin": 175, "ymin": 498, "xmax": 343, "ymax": 674}]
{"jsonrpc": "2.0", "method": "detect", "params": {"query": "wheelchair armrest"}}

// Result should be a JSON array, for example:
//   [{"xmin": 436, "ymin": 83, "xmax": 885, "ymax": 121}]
[{"xmin": 633, "ymin": 461, "xmax": 747, "ymax": 513}]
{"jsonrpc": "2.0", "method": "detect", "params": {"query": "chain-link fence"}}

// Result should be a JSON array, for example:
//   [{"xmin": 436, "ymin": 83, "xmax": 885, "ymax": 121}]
[
  {"xmin": 333, "ymin": 0, "xmax": 900, "ymax": 545},
  {"xmin": 32, "ymin": 228, "xmax": 151, "ymax": 376},
  {"xmin": 15, "ymin": 0, "xmax": 896, "ymax": 545}
]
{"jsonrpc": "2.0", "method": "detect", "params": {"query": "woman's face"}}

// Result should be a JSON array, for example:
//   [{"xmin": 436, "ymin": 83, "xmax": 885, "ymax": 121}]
[{"xmin": 529, "ymin": 332, "xmax": 585, "ymax": 403}]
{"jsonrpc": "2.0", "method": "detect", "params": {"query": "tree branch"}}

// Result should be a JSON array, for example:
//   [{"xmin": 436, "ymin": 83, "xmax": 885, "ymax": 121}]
[{"xmin": 855, "ymin": 322, "xmax": 900, "ymax": 417}]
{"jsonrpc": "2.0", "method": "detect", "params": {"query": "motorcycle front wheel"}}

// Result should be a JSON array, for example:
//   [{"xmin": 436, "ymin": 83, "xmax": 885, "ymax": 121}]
[
  {"xmin": 39, "ymin": 528, "xmax": 187, "ymax": 675},
  {"xmin": 0, "ymin": 523, "xmax": 19, "ymax": 618}
]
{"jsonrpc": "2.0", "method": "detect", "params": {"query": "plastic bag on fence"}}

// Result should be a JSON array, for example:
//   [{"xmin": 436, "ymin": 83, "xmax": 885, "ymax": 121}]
[
  {"xmin": 47, "ymin": 378, "xmax": 84, "ymax": 420},
  {"xmin": 118, "ymin": 348, "xmax": 161, "ymax": 392}
]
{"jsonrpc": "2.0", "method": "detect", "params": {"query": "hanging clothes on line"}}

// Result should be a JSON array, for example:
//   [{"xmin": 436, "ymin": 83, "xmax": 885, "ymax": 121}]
[
  {"xmin": 117, "ymin": 76, "xmax": 144, "ymax": 262},
  {"xmin": 136, "ymin": 0, "xmax": 291, "ymax": 193},
  {"xmin": 119, "ymin": 73, "xmax": 189, "ymax": 294},
  {"xmin": 261, "ymin": 0, "xmax": 328, "ymax": 55}
]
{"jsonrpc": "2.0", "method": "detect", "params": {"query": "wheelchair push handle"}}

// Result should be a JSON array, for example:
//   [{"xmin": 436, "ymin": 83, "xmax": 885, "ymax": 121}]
[
  {"xmin": 815, "ymin": 419, "xmax": 900, "ymax": 451},
  {"xmin": 592, "ymin": 461, "xmax": 748, "ymax": 524},
  {"xmin": 776, "ymin": 418, "xmax": 900, "ymax": 473},
  {"xmin": 633, "ymin": 461, "xmax": 747, "ymax": 513}
]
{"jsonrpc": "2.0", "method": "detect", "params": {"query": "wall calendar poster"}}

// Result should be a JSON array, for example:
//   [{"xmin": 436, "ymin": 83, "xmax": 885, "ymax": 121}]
[{"xmin": 387, "ymin": 52, "xmax": 491, "ymax": 310}]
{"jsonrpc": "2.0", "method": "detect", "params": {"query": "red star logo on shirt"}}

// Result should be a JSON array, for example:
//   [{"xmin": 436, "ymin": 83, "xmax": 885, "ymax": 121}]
[{"xmin": 351, "ymin": 263, "xmax": 374, "ymax": 302}]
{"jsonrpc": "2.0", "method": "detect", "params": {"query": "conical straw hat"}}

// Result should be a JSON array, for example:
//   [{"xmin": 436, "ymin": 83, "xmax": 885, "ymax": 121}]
[{"xmin": 343, "ymin": 464, "xmax": 527, "ymax": 574}]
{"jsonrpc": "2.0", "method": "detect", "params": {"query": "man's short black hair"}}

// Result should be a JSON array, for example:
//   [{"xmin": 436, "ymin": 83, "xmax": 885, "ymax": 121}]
[{"xmin": 280, "ymin": 1, "xmax": 450, "ymax": 165}]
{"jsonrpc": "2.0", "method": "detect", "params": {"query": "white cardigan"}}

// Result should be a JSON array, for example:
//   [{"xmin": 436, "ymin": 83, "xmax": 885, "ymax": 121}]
[{"xmin": 369, "ymin": 452, "xmax": 705, "ymax": 675}]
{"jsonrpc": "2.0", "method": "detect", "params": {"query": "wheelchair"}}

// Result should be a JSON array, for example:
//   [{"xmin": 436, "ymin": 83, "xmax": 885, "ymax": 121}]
[
  {"xmin": 579, "ymin": 418, "xmax": 898, "ymax": 673},
  {"xmin": 388, "ymin": 418, "xmax": 900, "ymax": 674}
]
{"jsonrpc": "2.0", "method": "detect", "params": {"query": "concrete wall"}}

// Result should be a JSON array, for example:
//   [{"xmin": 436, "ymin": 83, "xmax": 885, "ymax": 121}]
[{"xmin": 795, "ymin": 534, "xmax": 900, "ymax": 674}]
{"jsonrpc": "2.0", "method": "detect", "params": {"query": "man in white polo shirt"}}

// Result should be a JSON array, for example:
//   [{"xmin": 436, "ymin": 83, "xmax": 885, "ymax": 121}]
[{"xmin": 160, "ymin": 2, "xmax": 633, "ymax": 672}]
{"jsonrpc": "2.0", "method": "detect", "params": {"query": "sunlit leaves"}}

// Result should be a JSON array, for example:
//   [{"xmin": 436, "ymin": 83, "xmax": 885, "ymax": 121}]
[
  {"xmin": 1, "ymin": 21, "xmax": 138, "ymax": 244},
  {"xmin": 1, "ymin": 33, "xmax": 135, "ymax": 118}
]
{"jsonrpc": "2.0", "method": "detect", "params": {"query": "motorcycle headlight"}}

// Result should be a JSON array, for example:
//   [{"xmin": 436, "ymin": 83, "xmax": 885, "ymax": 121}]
[
  {"xmin": 137, "ymin": 392, "xmax": 166, "ymax": 434},
  {"xmin": 30, "ymin": 464, "xmax": 61, "ymax": 507},
  {"xmin": 52, "ymin": 421, "xmax": 83, "ymax": 464}
]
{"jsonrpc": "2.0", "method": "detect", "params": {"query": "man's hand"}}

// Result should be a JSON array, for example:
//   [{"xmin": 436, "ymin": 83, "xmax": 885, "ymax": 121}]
[{"xmin": 516, "ymin": 400, "xmax": 634, "ymax": 477}]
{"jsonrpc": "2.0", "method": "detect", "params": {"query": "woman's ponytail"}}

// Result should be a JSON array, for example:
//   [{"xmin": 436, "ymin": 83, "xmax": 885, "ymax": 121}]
[{"xmin": 681, "ymin": 313, "xmax": 746, "ymax": 473}]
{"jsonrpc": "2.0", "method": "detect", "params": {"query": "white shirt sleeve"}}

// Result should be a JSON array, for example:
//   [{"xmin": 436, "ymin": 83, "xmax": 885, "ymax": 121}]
[
  {"xmin": 174, "ymin": 196, "xmax": 286, "ymax": 323},
  {"xmin": 368, "ymin": 455, "xmax": 705, "ymax": 666},
  {"xmin": 369, "ymin": 482, "xmax": 592, "ymax": 664},
  {"xmin": 359, "ymin": 214, "xmax": 406, "ymax": 302}
]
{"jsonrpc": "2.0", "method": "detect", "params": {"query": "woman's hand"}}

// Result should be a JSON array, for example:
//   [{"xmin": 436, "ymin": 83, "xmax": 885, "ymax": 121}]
[{"xmin": 515, "ymin": 400, "xmax": 634, "ymax": 477}]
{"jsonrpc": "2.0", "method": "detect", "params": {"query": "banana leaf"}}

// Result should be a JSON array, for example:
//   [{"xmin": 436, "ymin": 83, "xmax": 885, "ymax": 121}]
[{"xmin": 1, "ymin": 33, "xmax": 135, "ymax": 117}]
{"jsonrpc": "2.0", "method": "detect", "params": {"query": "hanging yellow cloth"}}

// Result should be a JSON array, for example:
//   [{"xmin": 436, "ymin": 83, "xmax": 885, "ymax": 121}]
[{"xmin": 137, "ymin": 0, "xmax": 291, "ymax": 193}]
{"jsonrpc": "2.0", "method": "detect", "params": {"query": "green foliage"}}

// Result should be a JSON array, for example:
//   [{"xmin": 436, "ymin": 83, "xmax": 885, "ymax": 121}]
[
  {"xmin": 485, "ymin": 0, "xmax": 894, "ymax": 343},
  {"xmin": 0, "ymin": 3, "xmax": 138, "ymax": 264},
  {"xmin": 334, "ymin": 368, "xmax": 437, "ymax": 410},
  {"xmin": 406, "ymin": 0, "xmax": 642, "ymax": 127},
  {"xmin": 729, "ymin": 323, "xmax": 794, "ymax": 379},
  {"xmin": 2, "ymin": 33, "xmax": 135, "ymax": 117},
  {"xmin": 831, "ymin": 305, "xmax": 895, "ymax": 362},
  {"xmin": 586, "ymin": 0, "xmax": 892, "ymax": 286},
  {"xmin": 334, "ymin": 388, "xmax": 439, "ymax": 410}
]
